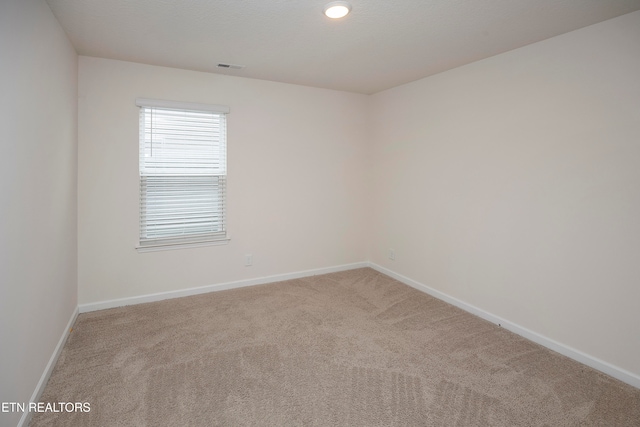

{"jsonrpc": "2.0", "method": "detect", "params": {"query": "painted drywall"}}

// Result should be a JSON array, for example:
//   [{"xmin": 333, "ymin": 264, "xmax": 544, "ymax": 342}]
[
  {"xmin": 78, "ymin": 57, "xmax": 368, "ymax": 304},
  {"xmin": 0, "ymin": 1, "xmax": 78, "ymax": 425},
  {"xmin": 368, "ymin": 11, "xmax": 640, "ymax": 375}
]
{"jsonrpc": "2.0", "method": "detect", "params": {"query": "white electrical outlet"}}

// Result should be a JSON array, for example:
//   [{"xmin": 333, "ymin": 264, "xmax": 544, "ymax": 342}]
[
  {"xmin": 388, "ymin": 249, "xmax": 395, "ymax": 260},
  {"xmin": 245, "ymin": 254, "xmax": 253, "ymax": 266}
]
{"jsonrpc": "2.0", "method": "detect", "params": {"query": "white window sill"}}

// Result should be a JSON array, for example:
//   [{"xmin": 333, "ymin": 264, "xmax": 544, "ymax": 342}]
[{"xmin": 136, "ymin": 237, "xmax": 230, "ymax": 253}]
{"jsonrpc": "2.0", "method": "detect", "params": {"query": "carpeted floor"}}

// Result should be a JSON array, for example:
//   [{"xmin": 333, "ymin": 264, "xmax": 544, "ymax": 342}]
[{"xmin": 31, "ymin": 268, "xmax": 640, "ymax": 426}]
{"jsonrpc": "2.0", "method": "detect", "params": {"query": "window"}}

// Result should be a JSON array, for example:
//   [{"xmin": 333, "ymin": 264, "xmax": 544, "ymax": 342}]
[{"xmin": 136, "ymin": 98, "xmax": 229, "ymax": 250}]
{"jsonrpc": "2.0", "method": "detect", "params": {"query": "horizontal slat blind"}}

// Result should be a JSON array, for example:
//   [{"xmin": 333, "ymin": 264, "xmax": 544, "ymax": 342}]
[{"xmin": 139, "ymin": 104, "xmax": 227, "ymax": 246}]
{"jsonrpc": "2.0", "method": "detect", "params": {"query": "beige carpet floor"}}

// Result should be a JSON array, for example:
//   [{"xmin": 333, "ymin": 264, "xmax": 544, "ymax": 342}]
[{"xmin": 31, "ymin": 268, "xmax": 640, "ymax": 426}]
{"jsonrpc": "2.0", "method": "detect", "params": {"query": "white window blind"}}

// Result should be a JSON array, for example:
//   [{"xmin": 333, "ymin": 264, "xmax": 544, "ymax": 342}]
[{"xmin": 137, "ymin": 99, "xmax": 229, "ymax": 248}]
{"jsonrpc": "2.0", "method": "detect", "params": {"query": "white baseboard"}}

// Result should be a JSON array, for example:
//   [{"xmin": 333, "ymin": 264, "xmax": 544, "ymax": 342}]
[
  {"xmin": 20, "ymin": 260, "xmax": 637, "ymax": 427},
  {"xmin": 18, "ymin": 306, "xmax": 79, "ymax": 427},
  {"xmin": 75, "ymin": 260, "xmax": 639, "ymax": 390},
  {"xmin": 368, "ymin": 262, "xmax": 640, "ymax": 390},
  {"xmin": 79, "ymin": 262, "xmax": 369, "ymax": 313}
]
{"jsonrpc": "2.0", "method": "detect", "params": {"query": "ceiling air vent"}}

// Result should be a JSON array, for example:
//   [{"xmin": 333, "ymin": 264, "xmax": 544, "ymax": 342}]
[{"xmin": 217, "ymin": 63, "xmax": 245, "ymax": 70}]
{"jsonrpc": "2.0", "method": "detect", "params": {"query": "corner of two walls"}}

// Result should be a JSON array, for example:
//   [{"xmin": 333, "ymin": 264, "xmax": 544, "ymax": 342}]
[
  {"xmin": 1, "ymin": 6, "xmax": 637, "ymax": 427},
  {"xmin": 76, "ymin": 11, "xmax": 640, "ymax": 384}
]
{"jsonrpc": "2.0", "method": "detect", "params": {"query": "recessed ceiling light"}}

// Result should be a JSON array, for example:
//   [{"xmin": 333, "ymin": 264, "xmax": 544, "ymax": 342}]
[{"xmin": 324, "ymin": 1, "xmax": 351, "ymax": 19}]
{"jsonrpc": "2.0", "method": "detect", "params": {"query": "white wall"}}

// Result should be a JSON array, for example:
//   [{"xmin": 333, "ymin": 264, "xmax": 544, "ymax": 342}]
[
  {"xmin": 0, "ymin": 1, "xmax": 78, "ymax": 426},
  {"xmin": 369, "ymin": 11, "xmax": 640, "ymax": 376},
  {"xmin": 78, "ymin": 57, "xmax": 368, "ymax": 304},
  {"xmin": 1, "ymin": 8, "xmax": 634, "ymax": 420}
]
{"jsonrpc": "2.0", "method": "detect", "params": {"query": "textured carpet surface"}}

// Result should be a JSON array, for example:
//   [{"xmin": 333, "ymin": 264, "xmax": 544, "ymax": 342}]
[{"xmin": 31, "ymin": 268, "xmax": 640, "ymax": 426}]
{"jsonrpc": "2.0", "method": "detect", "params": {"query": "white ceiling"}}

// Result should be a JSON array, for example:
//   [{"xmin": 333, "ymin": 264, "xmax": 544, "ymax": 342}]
[{"xmin": 46, "ymin": 0, "xmax": 640, "ymax": 94}]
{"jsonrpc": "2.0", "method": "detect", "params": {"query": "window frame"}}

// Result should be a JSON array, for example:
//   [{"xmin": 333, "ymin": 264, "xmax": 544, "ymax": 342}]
[{"xmin": 135, "ymin": 98, "xmax": 230, "ymax": 252}]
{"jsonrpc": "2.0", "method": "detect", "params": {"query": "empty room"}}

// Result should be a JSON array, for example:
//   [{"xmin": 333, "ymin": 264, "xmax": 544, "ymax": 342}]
[{"xmin": 1, "ymin": 0, "xmax": 640, "ymax": 426}]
